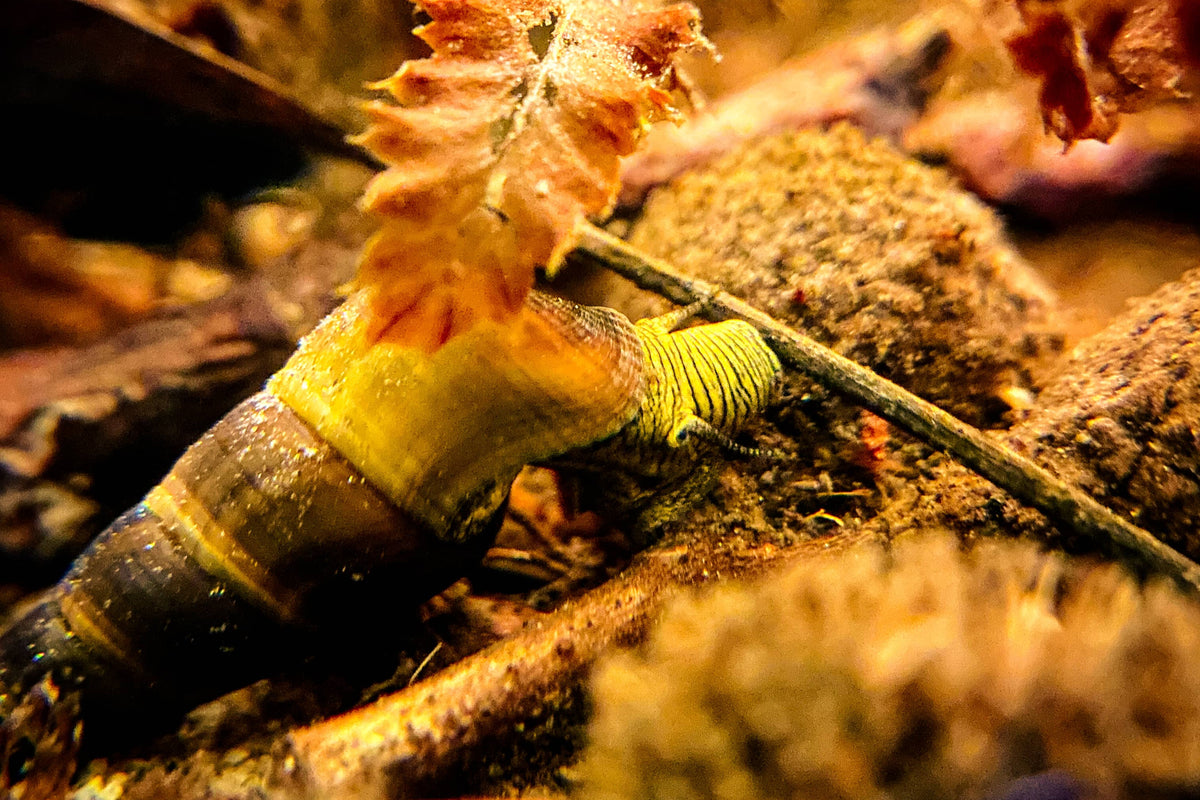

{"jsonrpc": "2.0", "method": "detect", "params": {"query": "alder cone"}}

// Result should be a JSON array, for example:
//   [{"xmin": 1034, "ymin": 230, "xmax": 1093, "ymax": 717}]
[{"xmin": 356, "ymin": 0, "xmax": 708, "ymax": 350}]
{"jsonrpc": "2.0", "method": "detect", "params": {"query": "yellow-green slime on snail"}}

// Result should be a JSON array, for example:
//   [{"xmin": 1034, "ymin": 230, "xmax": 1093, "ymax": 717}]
[{"xmin": 0, "ymin": 288, "xmax": 781, "ymax": 749}]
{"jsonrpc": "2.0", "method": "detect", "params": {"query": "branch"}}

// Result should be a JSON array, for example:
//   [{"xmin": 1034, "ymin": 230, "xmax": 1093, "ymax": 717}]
[
  {"xmin": 275, "ymin": 532, "xmax": 862, "ymax": 798},
  {"xmin": 571, "ymin": 223, "xmax": 1200, "ymax": 593}
]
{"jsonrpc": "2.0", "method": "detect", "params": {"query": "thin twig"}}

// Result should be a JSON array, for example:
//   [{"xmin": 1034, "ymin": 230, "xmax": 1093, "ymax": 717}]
[
  {"xmin": 407, "ymin": 641, "xmax": 443, "ymax": 687},
  {"xmin": 572, "ymin": 222, "xmax": 1200, "ymax": 593}
]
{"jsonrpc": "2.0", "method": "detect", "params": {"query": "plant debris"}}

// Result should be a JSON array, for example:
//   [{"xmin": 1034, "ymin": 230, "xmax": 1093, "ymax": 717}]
[
  {"xmin": 1004, "ymin": 0, "xmax": 1197, "ymax": 145},
  {"xmin": 355, "ymin": 0, "xmax": 709, "ymax": 350}
]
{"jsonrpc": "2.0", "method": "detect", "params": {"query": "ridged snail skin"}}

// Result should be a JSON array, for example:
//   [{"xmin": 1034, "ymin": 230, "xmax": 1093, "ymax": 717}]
[
  {"xmin": 549, "ymin": 305, "xmax": 783, "ymax": 539},
  {"xmin": 0, "ymin": 290, "xmax": 647, "ymax": 742}
]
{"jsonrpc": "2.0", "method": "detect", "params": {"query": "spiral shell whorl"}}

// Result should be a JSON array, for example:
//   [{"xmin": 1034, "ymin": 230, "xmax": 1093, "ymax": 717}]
[{"xmin": 269, "ymin": 289, "xmax": 646, "ymax": 541}]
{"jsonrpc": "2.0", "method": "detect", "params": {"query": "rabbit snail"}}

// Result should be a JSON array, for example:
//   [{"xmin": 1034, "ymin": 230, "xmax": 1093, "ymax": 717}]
[{"xmin": 0, "ymin": 289, "xmax": 781, "ymax": 746}]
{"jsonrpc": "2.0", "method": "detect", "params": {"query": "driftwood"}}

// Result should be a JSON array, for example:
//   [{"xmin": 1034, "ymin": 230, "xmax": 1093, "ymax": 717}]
[
  {"xmin": 0, "ymin": 284, "xmax": 294, "ymax": 585},
  {"xmin": 275, "ymin": 531, "xmax": 865, "ymax": 799}
]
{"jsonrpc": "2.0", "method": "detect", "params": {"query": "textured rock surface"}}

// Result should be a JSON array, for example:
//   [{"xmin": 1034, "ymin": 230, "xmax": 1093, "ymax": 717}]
[
  {"xmin": 627, "ymin": 123, "xmax": 1064, "ymax": 427},
  {"xmin": 873, "ymin": 267, "xmax": 1200, "ymax": 563}
]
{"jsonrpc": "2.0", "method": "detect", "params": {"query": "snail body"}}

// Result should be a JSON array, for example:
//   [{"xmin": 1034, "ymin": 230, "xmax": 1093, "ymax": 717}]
[
  {"xmin": 550, "ymin": 303, "xmax": 783, "ymax": 538},
  {"xmin": 0, "ymin": 291, "xmax": 779, "ymax": 743}
]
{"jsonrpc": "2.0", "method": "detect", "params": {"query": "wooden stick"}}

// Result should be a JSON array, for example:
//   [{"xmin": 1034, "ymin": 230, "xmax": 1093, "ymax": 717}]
[
  {"xmin": 275, "ymin": 533, "xmax": 858, "ymax": 798},
  {"xmin": 572, "ymin": 223, "xmax": 1200, "ymax": 593}
]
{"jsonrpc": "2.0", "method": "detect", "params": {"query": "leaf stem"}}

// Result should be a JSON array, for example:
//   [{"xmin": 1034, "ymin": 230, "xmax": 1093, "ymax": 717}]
[{"xmin": 572, "ymin": 222, "xmax": 1200, "ymax": 593}]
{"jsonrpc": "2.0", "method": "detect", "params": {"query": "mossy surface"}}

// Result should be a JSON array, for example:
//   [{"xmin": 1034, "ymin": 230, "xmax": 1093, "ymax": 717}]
[{"xmin": 580, "ymin": 534, "xmax": 1200, "ymax": 800}]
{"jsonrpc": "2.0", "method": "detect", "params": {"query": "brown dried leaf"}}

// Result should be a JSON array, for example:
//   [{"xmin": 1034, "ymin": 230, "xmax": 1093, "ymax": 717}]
[
  {"xmin": 1005, "ymin": 0, "xmax": 1196, "ymax": 146},
  {"xmin": 354, "ymin": 0, "xmax": 707, "ymax": 350},
  {"xmin": 1006, "ymin": 3, "xmax": 1117, "ymax": 144}
]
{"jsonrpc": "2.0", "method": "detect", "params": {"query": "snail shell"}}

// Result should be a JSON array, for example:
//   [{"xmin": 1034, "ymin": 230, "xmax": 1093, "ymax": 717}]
[{"xmin": 0, "ymin": 289, "xmax": 645, "ymax": 742}]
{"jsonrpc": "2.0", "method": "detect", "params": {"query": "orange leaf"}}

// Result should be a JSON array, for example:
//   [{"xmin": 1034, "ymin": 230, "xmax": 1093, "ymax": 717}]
[{"xmin": 355, "ymin": 0, "xmax": 708, "ymax": 350}]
